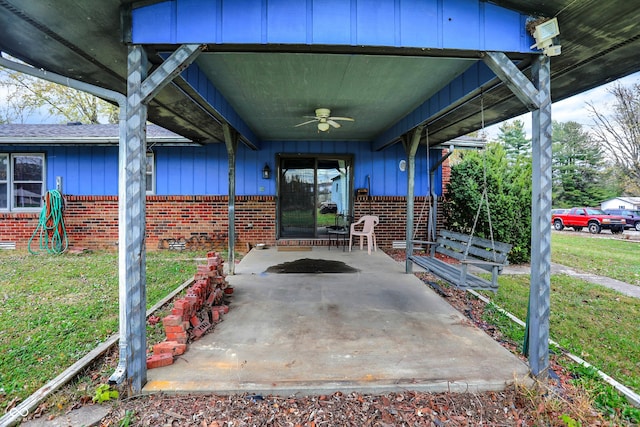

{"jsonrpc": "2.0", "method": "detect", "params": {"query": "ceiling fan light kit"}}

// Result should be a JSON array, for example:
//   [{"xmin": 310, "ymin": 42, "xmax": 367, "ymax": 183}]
[
  {"xmin": 317, "ymin": 122, "xmax": 331, "ymax": 132},
  {"xmin": 294, "ymin": 107, "xmax": 354, "ymax": 132}
]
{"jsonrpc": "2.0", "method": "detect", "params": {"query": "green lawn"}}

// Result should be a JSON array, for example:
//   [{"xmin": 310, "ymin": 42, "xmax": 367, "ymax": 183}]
[
  {"xmin": 551, "ymin": 232, "xmax": 640, "ymax": 285},
  {"xmin": 491, "ymin": 274, "xmax": 640, "ymax": 392},
  {"xmin": 481, "ymin": 232, "xmax": 640, "ymax": 424},
  {"xmin": 0, "ymin": 250, "xmax": 205, "ymax": 411}
]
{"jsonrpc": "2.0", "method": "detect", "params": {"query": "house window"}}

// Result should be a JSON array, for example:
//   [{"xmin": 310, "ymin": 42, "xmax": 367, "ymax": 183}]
[
  {"xmin": 146, "ymin": 152, "xmax": 155, "ymax": 194},
  {"xmin": 12, "ymin": 154, "xmax": 45, "ymax": 210},
  {"xmin": 0, "ymin": 153, "xmax": 45, "ymax": 211}
]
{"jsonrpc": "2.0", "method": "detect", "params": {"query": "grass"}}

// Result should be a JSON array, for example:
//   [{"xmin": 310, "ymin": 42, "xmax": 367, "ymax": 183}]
[
  {"xmin": 551, "ymin": 232, "xmax": 640, "ymax": 285},
  {"xmin": 0, "ymin": 249, "xmax": 207, "ymax": 412},
  {"xmin": 476, "ymin": 232, "xmax": 640, "ymax": 424},
  {"xmin": 490, "ymin": 274, "xmax": 640, "ymax": 392}
]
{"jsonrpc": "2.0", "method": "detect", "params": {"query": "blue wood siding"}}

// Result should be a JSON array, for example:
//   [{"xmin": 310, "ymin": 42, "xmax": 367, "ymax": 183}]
[
  {"xmin": 2, "ymin": 143, "xmax": 442, "ymax": 197},
  {"xmin": 0, "ymin": 146, "xmax": 119, "ymax": 196},
  {"xmin": 132, "ymin": 0, "xmax": 533, "ymax": 53}
]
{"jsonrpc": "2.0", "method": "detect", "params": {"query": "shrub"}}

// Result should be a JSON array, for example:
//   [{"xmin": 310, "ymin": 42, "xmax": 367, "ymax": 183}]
[{"xmin": 442, "ymin": 143, "xmax": 532, "ymax": 264}]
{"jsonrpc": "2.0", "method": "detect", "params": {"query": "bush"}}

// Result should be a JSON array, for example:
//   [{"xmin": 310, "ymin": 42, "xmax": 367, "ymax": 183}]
[{"xmin": 442, "ymin": 143, "xmax": 532, "ymax": 264}]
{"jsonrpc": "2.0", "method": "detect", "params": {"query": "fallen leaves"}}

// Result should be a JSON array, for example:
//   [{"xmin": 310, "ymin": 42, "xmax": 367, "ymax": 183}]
[{"xmin": 100, "ymin": 389, "xmax": 538, "ymax": 426}]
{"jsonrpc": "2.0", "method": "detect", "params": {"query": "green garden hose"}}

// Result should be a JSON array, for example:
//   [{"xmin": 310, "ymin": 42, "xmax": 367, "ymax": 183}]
[{"xmin": 28, "ymin": 189, "xmax": 68, "ymax": 254}]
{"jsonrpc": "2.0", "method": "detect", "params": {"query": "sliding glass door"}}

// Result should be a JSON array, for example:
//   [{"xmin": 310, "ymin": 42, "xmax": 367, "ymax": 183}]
[{"xmin": 278, "ymin": 155, "xmax": 352, "ymax": 238}]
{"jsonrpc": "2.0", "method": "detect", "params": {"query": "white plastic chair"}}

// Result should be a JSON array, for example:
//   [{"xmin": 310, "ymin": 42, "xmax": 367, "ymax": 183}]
[{"xmin": 349, "ymin": 215, "xmax": 379, "ymax": 255}]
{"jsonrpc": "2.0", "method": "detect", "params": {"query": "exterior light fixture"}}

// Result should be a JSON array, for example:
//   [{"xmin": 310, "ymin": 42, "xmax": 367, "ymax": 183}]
[
  {"xmin": 262, "ymin": 163, "xmax": 271, "ymax": 179},
  {"xmin": 317, "ymin": 122, "xmax": 330, "ymax": 132},
  {"xmin": 530, "ymin": 17, "xmax": 561, "ymax": 57}
]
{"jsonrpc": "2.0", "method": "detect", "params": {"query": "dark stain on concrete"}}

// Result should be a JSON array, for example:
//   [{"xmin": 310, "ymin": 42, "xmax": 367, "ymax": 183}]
[{"xmin": 265, "ymin": 258, "xmax": 359, "ymax": 274}]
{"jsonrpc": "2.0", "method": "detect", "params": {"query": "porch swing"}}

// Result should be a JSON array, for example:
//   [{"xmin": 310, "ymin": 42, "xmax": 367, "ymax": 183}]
[{"xmin": 407, "ymin": 96, "xmax": 513, "ymax": 292}]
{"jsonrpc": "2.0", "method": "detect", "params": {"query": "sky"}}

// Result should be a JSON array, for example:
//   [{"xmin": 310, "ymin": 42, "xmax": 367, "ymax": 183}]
[{"xmin": 484, "ymin": 71, "xmax": 640, "ymax": 140}]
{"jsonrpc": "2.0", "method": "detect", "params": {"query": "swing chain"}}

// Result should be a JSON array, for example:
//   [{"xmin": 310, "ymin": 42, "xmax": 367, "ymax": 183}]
[{"xmin": 464, "ymin": 93, "xmax": 497, "ymax": 261}]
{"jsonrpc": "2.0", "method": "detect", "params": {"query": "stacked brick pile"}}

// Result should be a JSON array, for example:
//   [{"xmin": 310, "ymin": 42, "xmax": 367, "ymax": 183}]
[{"xmin": 146, "ymin": 251, "xmax": 233, "ymax": 369}]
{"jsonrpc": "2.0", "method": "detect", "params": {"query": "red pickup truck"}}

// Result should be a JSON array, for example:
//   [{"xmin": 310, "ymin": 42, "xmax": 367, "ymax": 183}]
[{"xmin": 551, "ymin": 207, "xmax": 626, "ymax": 234}]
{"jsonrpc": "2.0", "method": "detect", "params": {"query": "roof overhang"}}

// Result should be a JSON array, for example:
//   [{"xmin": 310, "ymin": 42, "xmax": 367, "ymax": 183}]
[{"xmin": 0, "ymin": 0, "xmax": 639, "ymax": 150}]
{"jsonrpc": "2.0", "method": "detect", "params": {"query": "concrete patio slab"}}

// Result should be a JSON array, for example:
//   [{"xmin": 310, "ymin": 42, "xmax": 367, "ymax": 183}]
[{"xmin": 144, "ymin": 247, "xmax": 529, "ymax": 396}]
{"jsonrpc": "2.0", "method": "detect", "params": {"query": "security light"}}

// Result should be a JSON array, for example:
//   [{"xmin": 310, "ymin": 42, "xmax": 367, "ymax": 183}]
[
  {"xmin": 544, "ymin": 45, "xmax": 562, "ymax": 56},
  {"xmin": 530, "ymin": 17, "xmax": 561, "ymax": 56}
]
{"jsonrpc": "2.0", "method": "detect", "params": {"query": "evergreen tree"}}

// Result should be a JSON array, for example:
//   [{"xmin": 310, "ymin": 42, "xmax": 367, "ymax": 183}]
[
  {"xmin": 497, "ymin": 119, "xmax": 531, "ymax": 162},
  {"xmin": 552, "ymin": 121, "xmax": 614, "ymax": 207}
]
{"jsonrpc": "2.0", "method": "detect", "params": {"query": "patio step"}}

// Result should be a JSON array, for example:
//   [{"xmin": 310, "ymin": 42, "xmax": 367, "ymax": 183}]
[{"xmin": 276, "ymin": 239, "xmax": 332, "ymax": 248}]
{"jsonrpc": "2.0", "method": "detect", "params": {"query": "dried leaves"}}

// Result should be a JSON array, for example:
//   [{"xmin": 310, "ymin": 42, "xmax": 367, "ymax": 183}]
[{"xmin": 101, "ymin": 389, "xmax": 533, "ymax": 426}]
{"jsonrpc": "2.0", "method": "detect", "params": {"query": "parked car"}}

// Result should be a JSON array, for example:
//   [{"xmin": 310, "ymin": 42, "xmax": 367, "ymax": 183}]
[
  {"xmin": 604, "ymin": 208, "xmax": 640, "ymax": 231},
  {"xmin": 551, "ymin": 207, "xmax": 626, "ymax": 234}
]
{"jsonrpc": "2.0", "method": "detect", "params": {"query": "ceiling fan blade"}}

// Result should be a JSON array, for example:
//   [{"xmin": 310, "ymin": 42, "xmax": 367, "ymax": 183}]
[
  {"xmin": 327, "ymin": 120, "xmax": 341, "ymax": 128},
  {"xmin": 294, "ymin": 119, "xmax": 319, "ymax": 127},
  {"xmin": 328, "ymin": 116, "xmax": 355, "ymax": 122}
]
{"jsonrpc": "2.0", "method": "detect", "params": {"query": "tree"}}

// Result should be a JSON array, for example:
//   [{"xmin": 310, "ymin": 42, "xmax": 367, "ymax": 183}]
[
  {"xmin": 497, "ymin": 119, "xmax": 531, "ymax": 162},
  {"xmin": 442, "ymin": 143, "xmax": 532, "ymax": 264},
  {"xmin": 0, "ymin": 66, "xmax": 118, "ymax": 124},
  {"xmin": 552, "ymin": 120, "xmax": 616, "ymax": 207},
  {"xmin": 588, "ymin": 83, "xmax": 640, "ymax": 195}
]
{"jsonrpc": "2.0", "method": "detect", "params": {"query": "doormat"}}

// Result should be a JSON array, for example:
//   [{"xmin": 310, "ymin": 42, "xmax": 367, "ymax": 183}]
[
  {"xmin": 277, "ymin": 246, "xmax": 312, "ymax": 252},
  {"xmin": 266, "ymin": 258, "xmax": 359, "ymax": 273}
]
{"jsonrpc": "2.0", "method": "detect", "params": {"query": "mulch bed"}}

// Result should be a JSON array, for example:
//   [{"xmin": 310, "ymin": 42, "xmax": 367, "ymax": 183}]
[{"xmin": 102, "ymin": 388, "xmax": 535, "ymax": 426}]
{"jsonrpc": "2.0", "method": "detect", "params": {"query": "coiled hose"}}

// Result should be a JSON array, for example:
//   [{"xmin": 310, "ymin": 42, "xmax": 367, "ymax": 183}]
[{"xmin": 28, "ymin": 189, "xmax": 68, "ymax": 254}]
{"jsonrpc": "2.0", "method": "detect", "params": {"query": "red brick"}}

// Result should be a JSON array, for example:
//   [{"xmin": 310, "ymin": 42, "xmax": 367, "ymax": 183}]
[
  {"xmin": 162, "ymin": 315, "xmax": 183, "ymax": 327},
  {"xmin": 194, "ymin": 272, "xmax": 209, "ymax": 281},
  {"xmin": 174, "ymin": 299, "xmax": 192, "ymax": 311},
  {"xmin": 190, "ymin": 316, "xmax": 201, "ymax": 327},
  {"xmin": 212, "ymin": 305, "xmax": 229, "ymax": 314},
  {"xmin": 190, "ymin": 320, "xmax": 211, "ymax": 339},
  {"xmin": 166, "ymin": 331, "xmax": 188, "ymax": 341},
  {"xmin": 185, "ymin": 294, "xmax": 200, "ymax": 310},
  {"xmin": 146, "ymin": 353, "xmax": 174, "ymax": 369},
  {"xmin": 164, "ymin": 325, "xmax": 185, "ymax": 334},
  {"xmin": 153, "ymin": 341, "xmax": 187, "ymax": 356}
]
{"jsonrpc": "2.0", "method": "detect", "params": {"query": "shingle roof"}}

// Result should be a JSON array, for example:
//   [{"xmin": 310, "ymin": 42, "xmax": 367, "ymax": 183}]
[{"xmin": 0, "ymin": 123, "xmax": 192, "ymax": 144}]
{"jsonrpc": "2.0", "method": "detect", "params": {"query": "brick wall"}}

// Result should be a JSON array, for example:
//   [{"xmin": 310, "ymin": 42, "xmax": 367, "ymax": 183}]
[
  {"xmin": 441, "ymin": 151, "xmax": 451, "ymax": 194},
  {"xmin": 354, "ymin": 196, "xmax": 438, "ymax": 247},
  {"xmin": 1, "ymin": 194, "xmax": 445, "ymax": 251},
  {"xmin": 1, "ymin": 196, "xmax": 276, "ymax": 252},
  {"xmin": 0, "ymin": 211, "xmax": 40, "ymax": 250}
]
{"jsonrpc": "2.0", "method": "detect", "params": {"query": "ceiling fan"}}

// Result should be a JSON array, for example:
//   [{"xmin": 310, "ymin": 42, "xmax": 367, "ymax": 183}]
[{"xmin": 294, "ymin": 108, "xmax": 354, "ymax": 132}]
